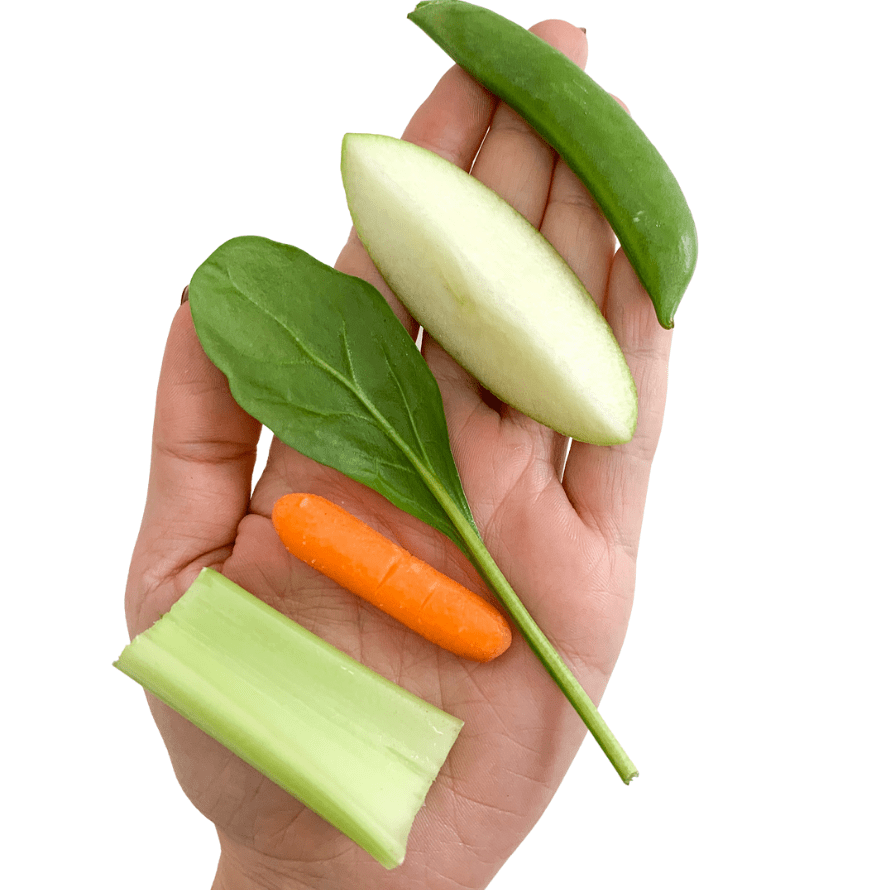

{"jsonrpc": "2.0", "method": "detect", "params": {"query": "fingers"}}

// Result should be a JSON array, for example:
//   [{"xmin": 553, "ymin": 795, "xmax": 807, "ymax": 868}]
[
  {"xmin": 423, "ymin": 21, "xmax": 595, "ymax": 465},
  {"xmin": 467, "ymin": 20, "xmax": 588, "ymax": 227},
  {"xmin": 334, "ymin": 59, "xmax": 498, "ymax": 333},
  {"xmin": 539, "ymin": 159, "xmax": 616, "ymax": 311},
  {"xmin": 603, "ymin": 252, "xmax": 673, "ymax": 469},
  {"xmin": 334, "ymin": 18, "xmax": 588, "ymax": 341},
  {"xmin": 534, "ymin": 88, "xmax": 672, "ymax": 557},
  {"xmin": 562, "ymin": 252, "xmax": 672, "ymax": 557},
  {"xmin": 126, "ymin": 299, "xmax": 262, "ymax": 636},
  {"xmin": 537, "ymin": 92, "xmax": 628, "ymax": 306}
]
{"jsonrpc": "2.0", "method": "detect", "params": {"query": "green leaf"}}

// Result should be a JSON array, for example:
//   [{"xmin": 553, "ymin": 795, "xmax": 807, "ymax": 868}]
[{"xmin": 189, "ymin": 235, "xmax": 476, "ymax": 554}]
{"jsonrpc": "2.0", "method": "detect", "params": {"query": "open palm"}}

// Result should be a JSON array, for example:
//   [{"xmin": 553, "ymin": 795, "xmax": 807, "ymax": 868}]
[{"xmin": 125, "ymin": 20, "xmax": 672, "ymax": 890}]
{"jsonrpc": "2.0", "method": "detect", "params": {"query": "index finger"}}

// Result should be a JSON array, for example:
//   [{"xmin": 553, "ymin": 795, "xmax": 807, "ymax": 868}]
[{"xmin": 333, "ymin": 61, "xmax": 498, "ymax": 333}]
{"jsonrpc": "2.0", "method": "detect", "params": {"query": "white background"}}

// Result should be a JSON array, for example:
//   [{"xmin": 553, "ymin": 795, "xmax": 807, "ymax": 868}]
[{"xmin": 3, "ymin": 0, "xmax": 887, "ymax": 886}]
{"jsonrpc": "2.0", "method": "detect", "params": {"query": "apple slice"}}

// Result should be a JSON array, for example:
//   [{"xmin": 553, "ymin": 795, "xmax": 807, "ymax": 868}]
[{"xmin": 340, "ymin": 133, "xmax": 637, "ymax": 445}]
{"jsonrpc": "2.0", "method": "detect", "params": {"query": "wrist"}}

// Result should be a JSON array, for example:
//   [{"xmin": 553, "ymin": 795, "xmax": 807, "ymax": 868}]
[{"xmin": 212, "ymin": 837, "xmax": 322, "ymax": 890}]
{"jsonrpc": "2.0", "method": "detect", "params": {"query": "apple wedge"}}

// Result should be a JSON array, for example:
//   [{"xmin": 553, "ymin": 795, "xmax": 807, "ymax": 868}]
[{"xmin": 340, "ymin": 133, "xmax": 637, "ymax": 445}]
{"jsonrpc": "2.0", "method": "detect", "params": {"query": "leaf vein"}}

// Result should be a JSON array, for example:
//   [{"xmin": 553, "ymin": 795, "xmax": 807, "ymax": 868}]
[{"xmin": 224, "ymin": 265, "xmax": 442, "ymax": 497}]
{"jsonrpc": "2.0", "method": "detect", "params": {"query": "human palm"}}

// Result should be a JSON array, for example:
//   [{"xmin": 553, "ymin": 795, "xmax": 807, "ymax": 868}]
[{"xmin": 125, "ymin": 20, "xmax": 672, "ymax": 890}]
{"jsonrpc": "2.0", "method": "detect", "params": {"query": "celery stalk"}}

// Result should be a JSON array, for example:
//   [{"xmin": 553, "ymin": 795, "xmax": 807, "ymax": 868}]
[{"xmin": 114, "ymin": 568, "xmax": 463, "ymax": 869}]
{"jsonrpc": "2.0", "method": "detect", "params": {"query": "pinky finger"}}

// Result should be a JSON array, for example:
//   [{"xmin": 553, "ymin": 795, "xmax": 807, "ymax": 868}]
[
  {"xmin": 562, "ymin": 251, "xmax": 672, "ymax": 555},
  {"xmin": 604, "ymin": 249, "xmax": 673, "ymax": 468}
]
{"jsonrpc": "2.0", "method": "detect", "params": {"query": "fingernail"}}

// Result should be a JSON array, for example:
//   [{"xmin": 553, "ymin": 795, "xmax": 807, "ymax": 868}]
[
  {"xmin": 181, "ymin": 285, "xmax": 189, "ymax": 304},
  {"xmin": 579, "ymin": 26, "xmax": 587, "ymax": 33},
  {"xmin": 611, "ymin": 94, "xmax": 630, "ymax": 114}
]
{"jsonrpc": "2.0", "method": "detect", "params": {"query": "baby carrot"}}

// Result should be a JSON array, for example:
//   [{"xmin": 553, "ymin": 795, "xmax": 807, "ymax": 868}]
[{"xmin": 272, "ymin": 493, "xmax": 512, "ymax": 662}]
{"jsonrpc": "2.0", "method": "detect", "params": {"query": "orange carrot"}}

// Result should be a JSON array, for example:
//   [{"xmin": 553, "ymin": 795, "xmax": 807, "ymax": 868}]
[{"xmin": 271, "ymin": 493, "xmax": 512, "ymax": 662}]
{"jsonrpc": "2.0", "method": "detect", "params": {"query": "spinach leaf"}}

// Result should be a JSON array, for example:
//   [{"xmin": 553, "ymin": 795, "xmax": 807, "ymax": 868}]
[
  {"xmin": 189, "ymin": 235, "xmax": 476, "ymax": 554},
  {"xmin": 188, "ymin": 234, "xmax": 638, "ymax": 784}
]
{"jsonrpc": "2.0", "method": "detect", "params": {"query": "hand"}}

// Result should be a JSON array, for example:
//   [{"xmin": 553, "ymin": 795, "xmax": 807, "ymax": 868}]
[{"xmin": 125, "ymin": 20, "xmax": 671, "ymax": 890}]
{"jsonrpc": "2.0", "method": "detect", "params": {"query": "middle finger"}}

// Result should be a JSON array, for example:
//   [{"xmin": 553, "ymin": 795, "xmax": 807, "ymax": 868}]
[
  {"xmin": 423, "ymin": 20, "xmax": 589, "ymax": 466},
  {"xmin": 467, "ymin": 19, "xmax": 589, "ymax": 225}
]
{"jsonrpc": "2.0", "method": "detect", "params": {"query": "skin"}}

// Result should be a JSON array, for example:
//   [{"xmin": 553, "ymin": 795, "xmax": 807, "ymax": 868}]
[{"xmin": 125, "ymin": 20, "xmax": 672, "ymax": 890}]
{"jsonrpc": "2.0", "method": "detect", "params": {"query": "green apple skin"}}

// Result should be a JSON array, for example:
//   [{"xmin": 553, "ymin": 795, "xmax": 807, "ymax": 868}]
[{"xmin": 341, "ymin": 133, "xmax": 637, "ymax": 445}]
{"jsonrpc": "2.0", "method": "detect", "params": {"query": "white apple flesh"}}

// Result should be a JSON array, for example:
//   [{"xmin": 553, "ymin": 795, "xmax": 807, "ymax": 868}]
[{"xmin": 340, "ymin": 133, "xmax": 637, "ymax": 445}]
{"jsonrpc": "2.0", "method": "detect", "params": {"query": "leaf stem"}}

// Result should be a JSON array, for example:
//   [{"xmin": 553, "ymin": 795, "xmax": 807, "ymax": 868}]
[{"xmin": 450, "ymin": 509, "xmax": 639, "ymax": 784}]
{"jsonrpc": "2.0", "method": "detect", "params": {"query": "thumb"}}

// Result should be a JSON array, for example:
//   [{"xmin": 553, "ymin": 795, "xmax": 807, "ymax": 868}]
[{"xmin": 125, "ymin": 291, "xmax": 262, "ymax": 636}]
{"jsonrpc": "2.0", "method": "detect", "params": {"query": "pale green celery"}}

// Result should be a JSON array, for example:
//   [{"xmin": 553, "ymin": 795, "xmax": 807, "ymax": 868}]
[{"xmin": 114, "ymin": 568, "xmax": 463, "ymax": 869}]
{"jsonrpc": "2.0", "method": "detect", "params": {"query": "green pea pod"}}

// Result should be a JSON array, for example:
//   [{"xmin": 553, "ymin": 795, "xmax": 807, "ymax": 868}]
[{"xmin": 408, "ymin": 0, "xmax": 697, "ymax": 329}]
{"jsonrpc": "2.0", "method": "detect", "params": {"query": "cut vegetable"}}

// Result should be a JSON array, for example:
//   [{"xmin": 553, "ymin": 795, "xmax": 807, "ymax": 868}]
[
  {"xmin": 408, "ymin": 0, "xmax": 697, "ymax": 329},
  {"xmin": 341, "ymin": 132, "xmax": 638, "ymax": 445},
  {"xmin": 273, "ymin": 493, "xmax": 512, "ymax": 661},
  {"xmin": 114, "ymin": 568, "xmax": 463, "ymax": 869}
]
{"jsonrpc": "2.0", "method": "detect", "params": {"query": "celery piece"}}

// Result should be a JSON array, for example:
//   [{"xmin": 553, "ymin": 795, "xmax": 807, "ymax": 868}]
[{"xmin": 114, "ymin": 568, "xmax": 463, "ymax": 869}]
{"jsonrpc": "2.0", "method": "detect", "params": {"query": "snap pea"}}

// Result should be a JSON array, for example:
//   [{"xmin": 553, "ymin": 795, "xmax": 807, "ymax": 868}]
[{"xmin": 408, "ymin": 0, "xmax": 697, "ymax": 329}]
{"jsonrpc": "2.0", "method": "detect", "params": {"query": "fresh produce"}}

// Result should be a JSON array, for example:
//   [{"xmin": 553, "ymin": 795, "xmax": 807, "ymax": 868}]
[
  {"xmin": 189, "ymin": 235, "xmax": 638, "ymax": 783},
  {"xmin": 114, "ymin": 568, "xmax": 463, "ymax": 869},
  {"xmin": 273, "ymin": 493, "xmax": 512, "ymax": 661},
  {"xmin": 341, "ymin": 132, "xmax": 638, "ymax": 446},
  {"xmin": 408, "ymin": 0, "xmax": 697, "ymax": 329},
  {"xmin": 114, "ymin": 10, "xmax": 702, "ymax": 871}
]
